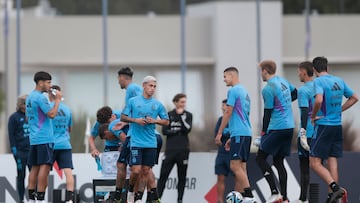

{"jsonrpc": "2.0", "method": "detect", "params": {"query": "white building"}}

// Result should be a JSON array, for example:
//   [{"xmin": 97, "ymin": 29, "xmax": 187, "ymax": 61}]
[{"xmin": 1, "ymin": 1, "xmax": 359, "ymax": 153}]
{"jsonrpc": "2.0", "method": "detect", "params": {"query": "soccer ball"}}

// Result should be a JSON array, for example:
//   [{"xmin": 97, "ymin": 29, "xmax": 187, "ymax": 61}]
[{"xmin": 226, "ymin": 191, "xmax": 243, "ymax": 203}]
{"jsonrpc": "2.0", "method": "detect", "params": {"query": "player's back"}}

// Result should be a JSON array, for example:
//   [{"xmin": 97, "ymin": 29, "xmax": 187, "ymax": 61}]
[
  {"xmin": 314, "ymin": 74, "xmax": 353, "ymax": 125},
  {"xmin": 53, "ymin": 102, "xmax": 72, "ymax": 149},
  {"xmin": 263, "ymin": 76, "xmax": 295, "ymax": 130}
]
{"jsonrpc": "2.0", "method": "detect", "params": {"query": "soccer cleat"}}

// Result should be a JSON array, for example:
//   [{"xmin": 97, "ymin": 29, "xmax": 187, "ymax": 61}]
[
  {"xmin": 28, "ymin": 200, "xmax": 36, "ymax": 203},
  {"xmin": 265, "ymin": 194, "xmax": 283, "ymax": 203},
  {"xmin": 329, "ymin": 187, "xmax": 346, "ymax": 203},
  {"xmin": 134, "ymin": 200, "xmax": 142, "ymax": 203},
  {"xmin": 127, "ymin": 191, "xmax": 135, "ymax": 203},
  {"xmin": 242, "ymin": 197, "xmax": 257, "ymax": 203},
  {"xmin": 340, "ymin": 188, "xmax": 348, "ymax": 203}
]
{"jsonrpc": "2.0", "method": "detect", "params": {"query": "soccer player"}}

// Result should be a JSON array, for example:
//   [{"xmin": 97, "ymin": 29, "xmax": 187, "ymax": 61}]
[
  {"xmin": 255, "ymin": 60, "xmax": 297, "ymax": 203},
  {"xmin": 89, "ymin": 106, "xmax": 121, "ymax": 156},
  {"xmin": 112, "ymin": 66, "xmax": 143, "ymax": 202},
  {"xmin": 117, "ymin": 66, "xmax": 143, "ymax": 106},
  {"xmin": 121, "ymin": 76, "xmax": 169, "ymax": 203},
  {"xmin": 8, "ymin": 95, "xmax": 31, "ymax": 203},
  {"xmin": 157, "ymin": 93, "xmax": 193, "ymax": 203},
  {"xmin": 214, "ymin": 99, "xmax": 232, "ymax": 203},
  {"xmin": 49, "ymin": 85, "xmax": 75, "ymax": 203},
  {"xmin": 310, "ymin": 56, "xmax": 358, "ymax": 203},
  {"xmin": 26, "ymin": 71, "xmax": 62, "ymax": 203},
  {"xmin": 215, "ymin": 67, "xmax": 256, "ymax": 203},
  {"xmin": 296, "ymin": 61, "xmax": 315, "ymax": 203}
]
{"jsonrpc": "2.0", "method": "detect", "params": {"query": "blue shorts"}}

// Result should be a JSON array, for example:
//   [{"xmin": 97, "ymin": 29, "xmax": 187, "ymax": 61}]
[
  {"xmin": 53, "ymin": 149, "xmax": 73, "ymax": 169},
  {"xmin": 215, "ymin": 153, "xmax": 232, "ymax": 176},
  {"xmin": 310, "ymin": 125, "xmax": 343, "ymax": 159},
  {"xmin": 297, "ymin": 137, "xmax": 311, "ymax": 158},
  {"xmin": 260, "ymin": 129, "xmax": 293, "ymax": 157},
  {"xmin": 230, "ymin": 136, "xmax": 251, "ymax": 162},
  {"xmin": 130, "ymin": 147, "xmax": 157, "ymax": 167},
  {"xmin": 28, "ymin": 143, "xmax": 54, "ymax": 166},
  {"xmin": 118, "ymin": 137, "xmax": 130, "ymax": 164}
]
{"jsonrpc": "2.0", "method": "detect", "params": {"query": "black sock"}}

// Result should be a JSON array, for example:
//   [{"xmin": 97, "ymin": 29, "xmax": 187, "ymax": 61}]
[
  {"xmin": 329, "ymin": 182, "xmax": 340, "ymax": 192},
  {"xmin": 37, "ymin": 192, "xmax": 45, "ymax": 200},
  {"xmin": 129, "ymin": 185, "xmax": 134, "ymax": 192},
  {"xmin": 28, "ymin": 189, "xmax": 36, "ymax": 200},
  {"xmin": 243, "ymin": 187, "xmax": 254, "ymax": 198},
  {"xmin": 135, "ymin": 191, "xmax": 143, "ymax": 201},
  {"xmin": 65, "ymin": 190, "xmax": 74, "ymax": 201},
  {"xmin": 150, "ymin": 188, "xmax": 159, "ymax": 200},
  {"xmin": 146, "ymin": 191, "xmax": 151, "ymax": 201},
  {"xmin": 326, "ymin": 193, "xmax": 333, "ymax": 203}
]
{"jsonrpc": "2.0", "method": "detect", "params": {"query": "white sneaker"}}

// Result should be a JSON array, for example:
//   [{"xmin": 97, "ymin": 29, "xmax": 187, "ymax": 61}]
[
  {"xmin": 243, "ymin": 197, "xmax": 257, "ymax": 203},
  {"xmin": 36, "ymin": 200, "xmax": 46, "ymax": 203},
  {"xmin": 291, "ymin": 200, "xmax": 308, "ymax": 203},
  {"xmin": 265, "ymin": 194, "xmax": 282, "ymax": 203},
  {"xmin": 127, "ymin": 191, "xmax": 135, "ymax": 203},
  {"xmin": 28, "ymin": 200, "xmax": 36, "ymax": 203},
  {"xmin": 65, "ymin": 200, "xmax": 74, "ymax": 203},
  {"xmin": 135, "ymin": 200, "xmax": 142, "ymax": 203}
]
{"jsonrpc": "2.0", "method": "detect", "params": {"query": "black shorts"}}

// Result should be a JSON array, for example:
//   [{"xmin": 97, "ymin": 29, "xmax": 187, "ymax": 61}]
[
  {"xmin": 260, "ymin": 129, "xmax": 293, "ymax": 157},
  {"xmin": 53, "ymin": 149, "xmax": 73, "ymax": 169},
  {"xmin": 28, "ymin": 143, "xmax": 54, "ymax": 166},
  {"xmin": 310, "ymin": 125, "xmax": 343, "ymax": 159}
]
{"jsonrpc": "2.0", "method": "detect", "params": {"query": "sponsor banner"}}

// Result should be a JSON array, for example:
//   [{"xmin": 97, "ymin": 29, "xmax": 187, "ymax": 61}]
[{"xmin": 0, "ymin": 152, "xmax": 359, "ymax": 203}]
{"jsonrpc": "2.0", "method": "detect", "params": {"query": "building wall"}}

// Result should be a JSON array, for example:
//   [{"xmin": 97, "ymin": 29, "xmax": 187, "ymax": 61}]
[{"xmin": 1, "ymin": 2, "xmax": 360, "ymax": 153}]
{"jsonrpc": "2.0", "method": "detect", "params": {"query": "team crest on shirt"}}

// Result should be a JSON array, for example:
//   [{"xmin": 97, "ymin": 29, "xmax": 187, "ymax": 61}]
[{"xmin": 151, "ymin": 104, "xmax": 157, "ymax": 111}]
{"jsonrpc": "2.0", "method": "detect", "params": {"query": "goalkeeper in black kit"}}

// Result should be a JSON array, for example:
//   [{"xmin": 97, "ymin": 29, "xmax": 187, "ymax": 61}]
[{"xmin": 157, "ymin": 93, "xmax": 193, "ymax": 203}]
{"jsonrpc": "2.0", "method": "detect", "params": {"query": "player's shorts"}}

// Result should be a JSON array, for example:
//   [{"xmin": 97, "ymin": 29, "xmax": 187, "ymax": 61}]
[
  {"xmin": 130, "ymin": 147, "xmax": 157, "ymax": 167},
  {"xmin": 297, "ymin": 137, "xmax": 311, "ymax": 158},
  {"xmin": 156, "ymin": 133, "xmax": 163, "ymax": 165},
  {"xmin": 118, "ymin": 137, "xmax": 130, "ymax": 164},
  {"xmin": 229, "ymin": 136, "xmax": 251, "ymax": 162},
  {"xmin": 310, "ymin": 125, "xmax": 343, "ymax": 159},
  {"xmin": 28, "ymin": 143, "xmax": 54, "ymax": 166},
  {"xmin": 215, "ymin": 153, "xmax": 232, "ymax": 176},
  {"xmin": 53, "ymin": 149, "xmax": 73, "ymax": 169},
  {"xmin": 260, "ymin": 128, "xmax": 293, "ymax": 157}
]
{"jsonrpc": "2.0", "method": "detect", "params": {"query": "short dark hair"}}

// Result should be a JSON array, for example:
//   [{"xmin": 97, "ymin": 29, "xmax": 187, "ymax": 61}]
[
  {"xmin": 298, "ymin": 61, "xmax": 314, "ymax": 77},
  {"xmin": 96, "ymin": 106, "xmax": 113, "ymax": 124},
  {"xmin": 51, "ymin": 85, "xmax": 61, "ymax": 91},
  {"xmin": 172, "ymin": 93, "xmax": 186, "ymax": 103},
  {"xmin": 34, "ymin": 71, "xmax": 52, "ymax": 84},
  {"xmin": 118, "ymin": 67, "xmax": 133, "ymax": 78},
  {"xmin": 222, "ymin": 99, "xmax": 227, "ymax": 104},
  {"xmin": 312, "ymin": 56, "xmax": 328, "ymax": 73},
  {"xmin": 98, "ymin": 123, "xmax": 109, "ymax": 139},
  {"xmin": 223, "ymin": 67, "xmax": 239, "ymax": 74},
  {"xmin": 259, "ymin": 60, "xmax": 276, "ymax": 74}
]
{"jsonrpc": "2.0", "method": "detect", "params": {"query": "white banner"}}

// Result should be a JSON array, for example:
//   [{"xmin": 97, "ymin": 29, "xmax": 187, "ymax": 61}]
[{"xmin": 0, "ymin": 153, "xmax": 218, "ymax": 203}]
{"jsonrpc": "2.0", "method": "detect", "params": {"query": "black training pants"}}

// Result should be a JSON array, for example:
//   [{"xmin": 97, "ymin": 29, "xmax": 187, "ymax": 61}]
[{"xmin": 157, "ymin": 150, "xmax": 189, "ymax": 201}]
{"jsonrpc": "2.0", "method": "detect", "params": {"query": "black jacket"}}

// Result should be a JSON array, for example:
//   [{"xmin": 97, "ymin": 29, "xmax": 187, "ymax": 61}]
[{"xmin": 162, "ymin": 109, "xmax": 193, "ymax": 152}]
